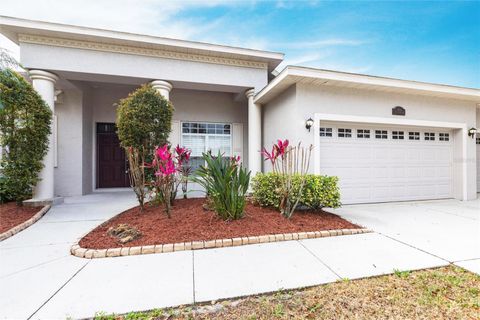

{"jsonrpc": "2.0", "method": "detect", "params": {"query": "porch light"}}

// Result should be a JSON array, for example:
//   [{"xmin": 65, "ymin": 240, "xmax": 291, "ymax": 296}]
[
  {"xmin": 305, "ymin": 118, "xmax": 314, "ymax": 132},
  {"xmin": 468, "ymin": 127, "xmax": 477, "ymax": 138}
]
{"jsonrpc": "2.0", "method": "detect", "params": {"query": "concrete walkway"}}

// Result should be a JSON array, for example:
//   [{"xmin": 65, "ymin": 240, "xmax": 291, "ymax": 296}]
[{"xmin": 0, "ymin": 193, "xmax": 477, "ymax": 319}]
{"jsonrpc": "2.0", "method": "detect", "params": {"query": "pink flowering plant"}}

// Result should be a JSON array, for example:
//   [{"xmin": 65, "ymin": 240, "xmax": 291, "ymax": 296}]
[
  {"xmin": 147, "ymin": 144, "xmax": 192, "ymax": 217},
  {"xmin": 174, "ymin": 145, "xmax": 192, "ymax": 199},
  {"xmin": 260, "ymin": 139, "xmax": 313, "ymax": 218}
]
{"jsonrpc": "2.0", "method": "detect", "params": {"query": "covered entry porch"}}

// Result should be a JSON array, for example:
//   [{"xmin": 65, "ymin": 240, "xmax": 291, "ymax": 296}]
[{"xmin": 36, "ymin": 73, "xmax": 260, "ymax": 198}]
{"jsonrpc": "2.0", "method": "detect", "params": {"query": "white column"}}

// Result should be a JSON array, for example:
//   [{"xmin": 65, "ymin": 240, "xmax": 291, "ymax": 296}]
[
  {"xmin": 29, "ymin": 70, "xmax": 58, "ymax": 201},
  {"xmin": 151, "ymin": 80, "xmax": 172, "ymax": 100},
  {"xmin": 246, "ymin": 89, "xmax": 262, "ymax": 177}
]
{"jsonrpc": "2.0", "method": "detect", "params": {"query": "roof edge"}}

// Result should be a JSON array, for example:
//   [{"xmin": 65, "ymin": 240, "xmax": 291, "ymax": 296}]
[
  {"xmin": 255, "ymin": 65, "xmax": 480, "ymax": 104},
  {"xmin": 0, "ymin": 15, "xmax": 284, "ymax": 69}
]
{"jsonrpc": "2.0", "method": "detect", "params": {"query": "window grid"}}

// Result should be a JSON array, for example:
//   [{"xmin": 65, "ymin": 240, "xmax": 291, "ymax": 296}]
[
  {"xmin": 439, "ymin": 133, "xmax": 450, "ymax": 141},
  {"xmin": 392, "ymin": 131, "xmax": 405, "ymax": 140},
  {"xmin": 182, "ymin": 122, "xmax": 230, "ymax": 135},
  {"xmin": 476, "ymin": 137, "xmax": 480, "ymax": 145},
  {"xmin": 338, "ymin": 128, "xmax": 352, "ymax": 138},
  {"xmin": 409, "ymin": 132, "xmax": 420, "ymax": 140},
  {"xmin": 357, "ymin": 129, "xmax": 370, "ymax": 139},
  {"xmin": 319, "ymin": 127, "xmax": 333, "ymax": 137},
  {"xmin": 424, "ymin": 132, "xmax": 435, "ymax": 141},
  {"xmin": 375, "ymin": 130, "xmax": 388, "ymax": 139}
]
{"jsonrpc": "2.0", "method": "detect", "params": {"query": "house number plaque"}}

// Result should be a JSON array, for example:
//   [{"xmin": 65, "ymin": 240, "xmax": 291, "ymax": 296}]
[{"xmin": 392, "ymin": 106, "xmax": 406, "ymax": 116}]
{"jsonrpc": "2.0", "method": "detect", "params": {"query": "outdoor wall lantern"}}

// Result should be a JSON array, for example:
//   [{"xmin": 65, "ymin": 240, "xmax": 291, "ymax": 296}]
[
  {"xmin": 305, "ymin": 118, "xmax": 314, "ymax": 132},
  {"xmin": 468, "ymin": 127, "xmax": 478, "ymax": 138}
]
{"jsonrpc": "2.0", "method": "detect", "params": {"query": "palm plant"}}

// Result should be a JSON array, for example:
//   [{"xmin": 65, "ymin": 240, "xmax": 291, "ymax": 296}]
[{"xmin": 193, "ymin": 151, "xmax": 250, "ymax": 220}]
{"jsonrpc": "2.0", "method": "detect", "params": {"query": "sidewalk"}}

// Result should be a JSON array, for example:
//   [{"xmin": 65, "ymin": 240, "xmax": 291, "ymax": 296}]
[{"xmin": 0, "ymin": 193, "xmax": 452, "ymax": 319}]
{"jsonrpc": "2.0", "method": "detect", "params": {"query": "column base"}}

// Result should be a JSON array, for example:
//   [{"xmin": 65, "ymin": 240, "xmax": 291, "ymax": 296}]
[{"xmin": 23, "ymin": 197, "xmax": 64, "ymax": 207}]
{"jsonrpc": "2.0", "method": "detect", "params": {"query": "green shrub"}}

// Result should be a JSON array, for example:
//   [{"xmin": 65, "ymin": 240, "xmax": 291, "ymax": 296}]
[
  {"xmin": 0, "ymin": 69, "xmax": 52, "ymax": 204},
  {"xmin": 193, "ymin": 152, "xmax": 250, "ymax": 220},
  {"xmin": 252, "ymin": 173, "xmax": 341, "ymax": 210},
  {"xmin": 116, "ymin": 84, "xmax": 173, "ymax": 210}
]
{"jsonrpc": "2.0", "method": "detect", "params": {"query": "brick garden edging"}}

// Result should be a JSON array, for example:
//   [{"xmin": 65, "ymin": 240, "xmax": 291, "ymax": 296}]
[
  {"xmin": 70, "ymin": 228, "xmax": 372, "ymax": 259},
  {"xmin": 0, "ymin": 205, "xmax": 51, "ymax": 241}
]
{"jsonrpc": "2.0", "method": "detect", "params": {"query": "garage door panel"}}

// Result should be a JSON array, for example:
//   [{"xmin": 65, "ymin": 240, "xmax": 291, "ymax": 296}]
[{"xmin": 319, "ymin": 124, "xmax": 454, "ymax": 204}]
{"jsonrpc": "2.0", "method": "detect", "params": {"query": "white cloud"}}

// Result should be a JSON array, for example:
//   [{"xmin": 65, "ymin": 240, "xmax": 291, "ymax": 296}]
[{"xmin": 0, "ymin": 0, "xmax": 249, "ymax": 62}]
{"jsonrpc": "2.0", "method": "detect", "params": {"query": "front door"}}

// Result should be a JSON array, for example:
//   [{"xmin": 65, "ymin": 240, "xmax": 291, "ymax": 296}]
[{"xmin": 97, "ymin": 123, "xmax": 129, "ymax": 188}]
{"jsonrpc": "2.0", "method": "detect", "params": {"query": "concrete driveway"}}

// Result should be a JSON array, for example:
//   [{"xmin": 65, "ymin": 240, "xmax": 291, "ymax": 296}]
[
  {"xmin": 0, "ymin": 193, "xmax": 478, "ymax": 319},
  {"xmin": 331, "ymin": 198, "xmax": 480, "ymax": 274}
]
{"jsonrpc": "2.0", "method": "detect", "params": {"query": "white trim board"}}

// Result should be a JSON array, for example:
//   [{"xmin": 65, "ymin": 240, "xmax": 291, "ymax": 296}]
[{"xmin": 313, "ymin": 113, "xmax": 469, "ymax": 201}]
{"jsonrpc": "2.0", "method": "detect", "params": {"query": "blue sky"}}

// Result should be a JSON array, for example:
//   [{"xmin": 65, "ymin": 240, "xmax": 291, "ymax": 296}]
[{"xmin": 1, "ymin": 0, "xmax": 479, "ymax": 88}]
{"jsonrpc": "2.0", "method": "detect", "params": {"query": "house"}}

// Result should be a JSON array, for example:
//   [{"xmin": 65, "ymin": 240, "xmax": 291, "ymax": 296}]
[{"xmin": 0, "ymin": 16, "xmax": 478, "ymax": 205}]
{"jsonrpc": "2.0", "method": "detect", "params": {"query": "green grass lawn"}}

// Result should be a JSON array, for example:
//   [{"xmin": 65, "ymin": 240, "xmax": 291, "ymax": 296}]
[{"xmin": 94, "ymin": 265, "xmax": 479, "ymax": 320}]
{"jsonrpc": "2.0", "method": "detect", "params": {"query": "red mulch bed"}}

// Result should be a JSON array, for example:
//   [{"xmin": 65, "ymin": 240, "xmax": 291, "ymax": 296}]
[
  {"xmin": 80, "ymin": 198, "xmax": 360, "ymax": 249},
  {"xmin": 0, "ymin": 202, "xmax": 39, "ymax": 234}
]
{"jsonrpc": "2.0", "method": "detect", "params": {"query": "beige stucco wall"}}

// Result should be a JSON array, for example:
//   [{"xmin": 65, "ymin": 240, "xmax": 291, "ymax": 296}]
[
  {"xmin": 262, "ymin": 85, "xmax": 297, "ymax": 172},
  {"xmin": 54, "ymin": 87, "xmax": 83, "ymax": 196},
  {"xmin": 262, "ymin": 83, "xmax": 478, "ymax": 200}
]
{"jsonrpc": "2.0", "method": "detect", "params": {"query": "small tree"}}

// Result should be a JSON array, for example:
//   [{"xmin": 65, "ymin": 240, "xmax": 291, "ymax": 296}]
[
  {"xmin": 0, "ymin": 69, "xmax": 52, "ymax": 204},
  {"xmin": 116, "ymin": 84, "xmax": 173, "ymax": 210}
]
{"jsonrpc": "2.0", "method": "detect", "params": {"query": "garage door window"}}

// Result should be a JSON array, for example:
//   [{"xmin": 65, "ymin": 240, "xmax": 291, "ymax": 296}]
[
  {"xmin": 320, "ymin": 127, "xmax": 333, "ymax": 137},
  {"xmin": 425, "ymin": 132, "xmax": 435, "ymax": 141},
  {"xmin": 375, "ymin": 130, "xmax": 388, "ymax": 139},
  {"xmin": 357, "ymin": 129, "xmax": 370, "ymax": 138},
  {"xmin": 338, "ymin": 128, "xmax": 352, "ymax": 138},
  {"xmin": 409, "ymin": 132, "xmax": 420, "ymax": 140},
  {"xmin": 439, "ymin": 133, "xmax": 450, "ymax": 141},
  {"xmin": 392, "ymin": 131, "xmax": 405, "ymax": 140}
]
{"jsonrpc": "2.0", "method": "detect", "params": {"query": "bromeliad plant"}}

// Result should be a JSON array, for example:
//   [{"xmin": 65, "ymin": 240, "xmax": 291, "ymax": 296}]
[
  {"xmin": 175, "ymin": 145, "xmax": 192, "ymax": 199},
  {"xmin": 147, "ymin": 144, "xmax": 191, "ymax": 217},
  {"xmin": 193, "ymin": 151, "xmax": 250, "ymax": 220},
  {"xmin": 261, "ymin": 139, "xmax": 314, "ymax": 218}
]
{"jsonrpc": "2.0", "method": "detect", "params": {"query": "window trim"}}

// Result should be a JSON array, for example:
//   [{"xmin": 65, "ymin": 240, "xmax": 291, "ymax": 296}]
[
  {"xmin": 392, "ymin": 130, "xmax": 405, "ymax": 140},
  {"xmin": 424, "ymin": 132, "xmax": 436, "ymax": 141},
  {"xmin": 408, "ymin": 131, "xmax": 420, "ymax": 140},
  {"xmin": 357, "ymin": 129, "xmax": 371, "ymax": 139},
  {"xmin": 338, "ymin": 128, "xmax": 352, "ymax": 138},
  {"xmin": 439, "ymin": 133, "xmax": 450, "ymax": 142},
  {"xmin": 319, "ymin": 127, "xmax": 333, "ymax": 137},
  {"xmin": 375, "ymin": 130, "xmax": 388, "ymax": 139}
]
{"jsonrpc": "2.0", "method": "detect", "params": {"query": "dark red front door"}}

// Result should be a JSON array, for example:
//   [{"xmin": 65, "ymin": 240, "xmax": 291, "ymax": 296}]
[{"xmin": 97, "ymin": 123, "xmax": 130, "ymax": 188}]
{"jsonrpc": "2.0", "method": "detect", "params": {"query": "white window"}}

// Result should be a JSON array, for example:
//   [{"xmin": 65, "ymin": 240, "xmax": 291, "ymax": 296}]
[
  {"xmin": 425, "ymin": 132, "xmax": 435, "ymax": 141},
  {"xmin": 439, "ymin": 133, "xmax": 450, "ymax": 141},
  {"xmin": 375, "ymin": 130, "xmax": 388, "ymax": 139},
  {"xmin": 409, "ymin": 132, "xmax": 420, "ymax": 140},
  {"xmin": 182, "ymin": 122, "xmax": 232, "ymax": 170},
  {"xmin": 319, "ymin": 127, "xmax": 333, "ymax": 137},
  {"xmin": 392, "ymin": 131, "xmax": 404, "ymax": 140},
  {"xmin": 338, "ymin": 128, "xmax": 352, "ymax": 138},
  {"xmin": 357, "ymin": 129, "xmax": 370, "ymax": 139}
]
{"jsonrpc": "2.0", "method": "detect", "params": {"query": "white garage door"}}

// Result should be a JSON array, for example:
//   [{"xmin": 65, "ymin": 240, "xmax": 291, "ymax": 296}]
[{"xmin": 319, "ymin": 123, "xmax": 454, "ymax": 204}]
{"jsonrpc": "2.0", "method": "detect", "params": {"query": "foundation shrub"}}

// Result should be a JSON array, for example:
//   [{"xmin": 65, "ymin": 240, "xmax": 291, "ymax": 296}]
[
  {"xmin": 252, "ymin": 173, "xmax": 341, "ymax": 210},
  {"xmin": 0, "ymin": 69, "xmax": 52, "ymax": 204}
]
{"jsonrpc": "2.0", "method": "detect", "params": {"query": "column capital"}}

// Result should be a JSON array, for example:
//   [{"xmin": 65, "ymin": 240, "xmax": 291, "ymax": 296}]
[
  {"xmin": 245, "ymin": 88, "xmax": 255, "ymax": 99},
  {"xmin": 151, "ymin": 80, "xmax": 173, "ymax": 93},
  {"xmin": 29, "ymin": 70, "xmax": 58, "ymax": 83}
]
